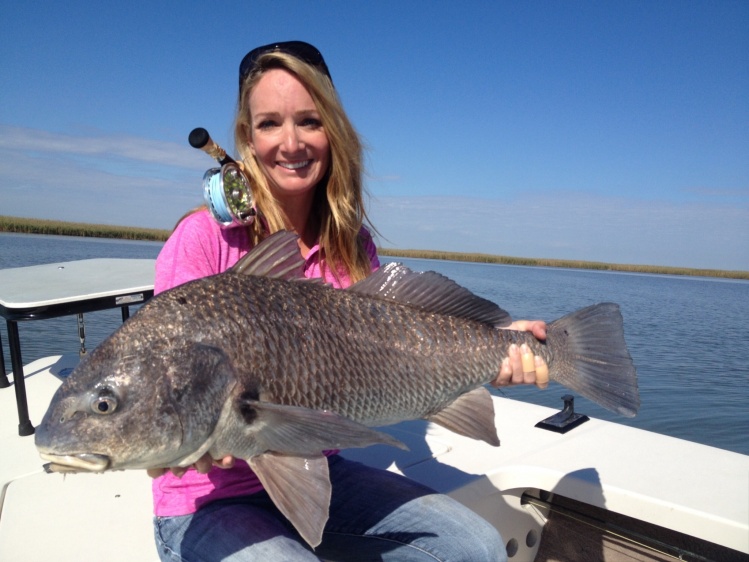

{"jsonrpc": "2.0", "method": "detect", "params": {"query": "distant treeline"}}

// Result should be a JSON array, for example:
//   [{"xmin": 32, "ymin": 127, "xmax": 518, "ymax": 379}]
[{"xmin": 2, "ymin": 215, "xmax": 747, "ymax": 279}]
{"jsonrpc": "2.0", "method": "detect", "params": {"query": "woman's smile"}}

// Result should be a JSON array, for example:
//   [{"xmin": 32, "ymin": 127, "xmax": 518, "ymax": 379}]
[{"xmin": 277, "ymin": 159, "xmax": 313, "ymax": 170}]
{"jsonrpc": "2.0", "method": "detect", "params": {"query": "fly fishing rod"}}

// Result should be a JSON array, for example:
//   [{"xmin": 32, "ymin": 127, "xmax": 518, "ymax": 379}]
[{"xmin": 189, "ymin": 127, "xmax": 255, "ymax": 228}]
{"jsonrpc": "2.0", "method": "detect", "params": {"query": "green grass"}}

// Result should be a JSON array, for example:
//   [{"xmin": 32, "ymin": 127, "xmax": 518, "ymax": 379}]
[{"xmin": 2, "ymin": 215, "xmax": 747, "ymax": 279}]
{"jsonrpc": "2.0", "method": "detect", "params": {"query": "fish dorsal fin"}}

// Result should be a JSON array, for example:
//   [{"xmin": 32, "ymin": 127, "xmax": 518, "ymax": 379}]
[
  {"xmin": 231, "ymin": 230, "xmax": 305, "ymax": 280},
  {"xmin": 349, "ymin": 262, "xmax": 512, "ymax": 327}
]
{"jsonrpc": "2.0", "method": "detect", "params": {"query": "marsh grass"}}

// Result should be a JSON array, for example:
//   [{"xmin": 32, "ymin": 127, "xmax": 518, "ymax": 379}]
[
  {"xmin": 0, "ymin": 215, "xmax": 170, "ymax": 242},
  {"xmin": 2, "ymin": 215, "xmax": 746, "ymax": 279},
  {"xmin": 378, "ymin": 248, "xmax": 749, "ymax": 279}
]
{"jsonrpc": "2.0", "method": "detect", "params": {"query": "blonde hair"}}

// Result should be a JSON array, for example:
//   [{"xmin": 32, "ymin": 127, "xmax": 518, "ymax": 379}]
[{"xmin": 234, "ymin": 51, "xmax": 375, "ymax": 283}]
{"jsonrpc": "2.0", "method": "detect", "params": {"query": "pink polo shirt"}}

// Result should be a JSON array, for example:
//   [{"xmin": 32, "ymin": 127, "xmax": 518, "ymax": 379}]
[{"xmin": 151, "ymin": 209, "xmax": 379, "ymax": 516}]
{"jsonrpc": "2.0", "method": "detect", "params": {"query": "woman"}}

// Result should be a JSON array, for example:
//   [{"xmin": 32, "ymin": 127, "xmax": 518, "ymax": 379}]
[{"xmin": 151, "ymin": 41, "xmax": 547, "ymax": 562}]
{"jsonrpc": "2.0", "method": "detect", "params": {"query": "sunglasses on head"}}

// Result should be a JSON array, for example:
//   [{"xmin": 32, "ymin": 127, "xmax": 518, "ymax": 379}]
[{"xmin": 238, "ymin": 40, "xmax": 332, "ymax": 92}]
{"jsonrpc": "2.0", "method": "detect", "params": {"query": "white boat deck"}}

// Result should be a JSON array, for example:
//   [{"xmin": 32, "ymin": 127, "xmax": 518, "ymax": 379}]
[
  {"xmin": 347, "ymin": 397, "xmax": 749, "ymax": 559},
  {"xmin": 2, "ymin": 354, "xmax": 747, "ymax": 561},
  {"xmin": 1, "ymin": 356, "xmax": 156, "ymax": 562}
]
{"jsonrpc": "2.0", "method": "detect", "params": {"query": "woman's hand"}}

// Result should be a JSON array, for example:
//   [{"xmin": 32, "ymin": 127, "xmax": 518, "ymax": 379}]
[
  {"xmin": 146, "ymin": 454, "xmax": 235, "ymax": 478},
  {"xmin": 493, "ymin": 320, "xmax": 549, "ymax": 389}
]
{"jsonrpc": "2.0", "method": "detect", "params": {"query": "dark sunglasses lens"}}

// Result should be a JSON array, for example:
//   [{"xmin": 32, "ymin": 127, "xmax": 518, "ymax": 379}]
[{"xmin": 239, "ymin": 41, "xmax": 329, "ymax": 84}]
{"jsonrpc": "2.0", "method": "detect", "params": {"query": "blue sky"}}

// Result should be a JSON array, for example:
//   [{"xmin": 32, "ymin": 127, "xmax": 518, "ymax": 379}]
[{"xmin": 1, "ymin": 1, "xmax": 747, "ymax": 270}]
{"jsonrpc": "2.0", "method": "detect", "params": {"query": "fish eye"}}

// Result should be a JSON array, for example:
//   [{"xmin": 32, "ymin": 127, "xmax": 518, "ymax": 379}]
[{"xmin": 91, "ymin": 388, "xmax": 118, "ymax": 415}]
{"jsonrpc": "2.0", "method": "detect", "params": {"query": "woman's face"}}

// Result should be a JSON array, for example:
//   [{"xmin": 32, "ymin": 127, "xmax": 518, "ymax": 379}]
[{"xmin": 247, "ymin": 68, "xmax": 331, "ymax": 203}]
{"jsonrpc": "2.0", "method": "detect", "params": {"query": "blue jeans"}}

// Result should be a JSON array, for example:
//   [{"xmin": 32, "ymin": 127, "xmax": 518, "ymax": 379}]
[{"xmin": 154, "ymin": 455, "xmax": 506, "ymax": 561}]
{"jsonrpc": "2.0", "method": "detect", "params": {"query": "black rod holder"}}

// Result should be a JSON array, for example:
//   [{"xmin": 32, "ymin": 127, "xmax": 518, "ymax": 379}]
[{"xmin": 535, "ymin": 395, "xmax": 589, "ymax": 434}]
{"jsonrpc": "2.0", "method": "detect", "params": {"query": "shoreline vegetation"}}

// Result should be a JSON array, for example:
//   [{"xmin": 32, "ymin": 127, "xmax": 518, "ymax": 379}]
[
  {"xmin": 2, "ymin": 215, "xmax": 747, "ymax": 280},
  {"xmin": 0, "ymin": 215, "xmax": 171, "ymax": 242}
]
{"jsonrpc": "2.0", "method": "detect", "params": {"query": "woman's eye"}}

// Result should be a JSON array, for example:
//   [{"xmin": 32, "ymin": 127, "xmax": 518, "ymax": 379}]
[
  {"xmin": 301, "ymin": 118, "xmax": 322, "ymax": 129},
  {"xmin": 256, "ymin": 119, "xmax": 278, "ymax": 130}
]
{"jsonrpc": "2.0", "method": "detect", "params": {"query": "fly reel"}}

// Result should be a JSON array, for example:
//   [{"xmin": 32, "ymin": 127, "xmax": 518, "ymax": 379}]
[
  {"xmin": 190, "ymin": 127, "xmax": 256, "ymax": 229},
  {"xmin": 202, "ymin": 162, "xmax": 256, "ymax": 228}
]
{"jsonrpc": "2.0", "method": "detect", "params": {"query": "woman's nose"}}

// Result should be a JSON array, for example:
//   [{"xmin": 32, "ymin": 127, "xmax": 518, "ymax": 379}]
[{"xmin": 281, "ymin": 124, "xmax": 303, "ymax": 152}]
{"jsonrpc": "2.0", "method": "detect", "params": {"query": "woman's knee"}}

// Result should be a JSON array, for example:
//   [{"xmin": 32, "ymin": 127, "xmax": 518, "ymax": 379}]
[
  {"xmin": 154, "ymin": 515, "xmax": 190, "ymax": 562},
  {"xmin": 414, "ymin": 496, "xmax": 507, "ymax": 562}
]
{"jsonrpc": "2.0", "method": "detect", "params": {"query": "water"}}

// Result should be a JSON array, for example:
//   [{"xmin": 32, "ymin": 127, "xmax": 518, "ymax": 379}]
[
  {"xmin": 391, "ymin": 258, "xmax": 749, "ymax": 456},
  {"xmin": 2, "ymin": 232, "xmax": 748, "ymax": 455}
]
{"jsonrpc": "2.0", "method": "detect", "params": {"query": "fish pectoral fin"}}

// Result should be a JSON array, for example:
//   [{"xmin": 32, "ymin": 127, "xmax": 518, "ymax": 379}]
[
  {"xmin": 237, "ymin": 399, "xmax": 407, "ymax": 456},
  {"xmin": 249, "ymin": 453, "xmax": 330, "ymax": 547},
  {"xmin": 427, "ymin": 387, "xmax": 500, "ymax": 447}
]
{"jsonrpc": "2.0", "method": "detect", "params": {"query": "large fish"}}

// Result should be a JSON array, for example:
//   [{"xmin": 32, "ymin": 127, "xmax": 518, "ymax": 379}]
[{"xmin": 35, "ymin": 231, "xmax": 639, "ymax": 546}]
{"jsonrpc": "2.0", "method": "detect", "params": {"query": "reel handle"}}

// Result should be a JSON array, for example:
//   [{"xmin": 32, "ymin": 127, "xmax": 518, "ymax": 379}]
[{"xmin": 188, "ymin": 127, "xmax": 236, "ymax": 166}]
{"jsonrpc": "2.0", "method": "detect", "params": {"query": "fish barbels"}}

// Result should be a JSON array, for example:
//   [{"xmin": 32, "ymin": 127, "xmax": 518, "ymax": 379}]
[{"xmin": 35, "ymin": 231, "xmax": 640, "ymax": 546}]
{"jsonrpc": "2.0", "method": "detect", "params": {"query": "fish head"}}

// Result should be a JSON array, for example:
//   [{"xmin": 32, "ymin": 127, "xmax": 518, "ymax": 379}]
[{"xmin": 35, "ymin": 330, "xmax": 237, "ymax": 473}]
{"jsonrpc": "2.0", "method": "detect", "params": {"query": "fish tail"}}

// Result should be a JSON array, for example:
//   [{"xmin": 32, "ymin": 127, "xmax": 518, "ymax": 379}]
[{"xmin": 547, "ymin": 303, "xmax": 640, "ymax": 417}]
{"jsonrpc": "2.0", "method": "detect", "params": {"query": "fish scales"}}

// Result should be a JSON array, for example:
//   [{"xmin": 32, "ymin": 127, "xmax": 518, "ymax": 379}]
[
  {"xmin": 35, "ymin": 231, "xmax": 639, "ymax": 548},
  {"xmin": 145, "ymin": 272, "xmax": 530, "ymax": 426}
]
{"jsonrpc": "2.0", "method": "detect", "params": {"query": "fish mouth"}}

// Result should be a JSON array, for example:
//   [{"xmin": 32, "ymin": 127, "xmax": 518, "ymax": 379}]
[{"xmin": 39, "ymin": 452, "xmax": 110, "ymax": 473}]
